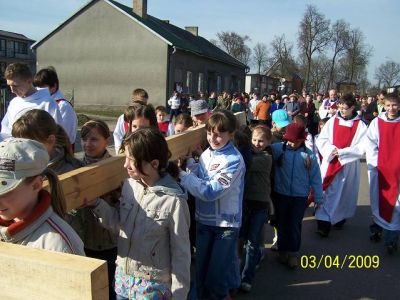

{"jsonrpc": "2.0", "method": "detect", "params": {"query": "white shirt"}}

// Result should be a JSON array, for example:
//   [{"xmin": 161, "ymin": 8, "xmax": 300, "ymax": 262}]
[
  {"xmin": 248, "ymin": 97, "xmax": 260, "ymax": 120},
  {"xmin": 113, "ymin": 114, "xmax": 125, "ymax": 154},
  {"xmin": 51, "ymin": 89, "xmax": 78, "ymax": 144},
  {"xmin": 168, "ymin": 96, "xmax": 181, "ymax": 110},
  {"xmin": 1, "ymin": 88, "xmax": 62, "ymax": 136}
]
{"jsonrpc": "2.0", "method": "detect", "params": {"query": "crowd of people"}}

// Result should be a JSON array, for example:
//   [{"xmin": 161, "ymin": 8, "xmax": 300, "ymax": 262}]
[{"xmin": 0, "ymin": 62, "xmax": 399, "ymax": 300}]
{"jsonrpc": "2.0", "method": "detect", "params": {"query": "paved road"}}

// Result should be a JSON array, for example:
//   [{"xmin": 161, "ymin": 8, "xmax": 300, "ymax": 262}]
[
  {"xmin": 235, "ymin": 161, "xmax": 400, "ymax": 300},
  {"xmin": 74, "ymin": 117, "xmax": 399, "ymax": 299}
]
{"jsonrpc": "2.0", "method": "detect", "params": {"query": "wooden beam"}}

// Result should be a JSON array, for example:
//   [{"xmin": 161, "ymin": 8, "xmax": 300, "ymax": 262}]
[
  {"xmin": 0, "ymin": 242, "xmax": 108, "ymax": 299},
  {"xmin": 46, "ymin": 112, "xmax": 245, "ymax": 211},
  {"xmin": 45, "ymin": 125, "xmax": 207, "ymax": 211},
  {"xmin": 234, "ymin": 111, "xmax": 247, "ymax": 127}
]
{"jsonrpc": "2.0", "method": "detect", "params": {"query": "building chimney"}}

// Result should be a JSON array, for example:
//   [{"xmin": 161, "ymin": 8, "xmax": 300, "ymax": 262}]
[
  {"xmin": 185, "ymin": 26, "xmax": 198, "ymax": 36},
  {"xmin": 133, "ymin": 0, "xmax": 147, "ymax": 19},
  {"xmin": 162, "ymin": 20, "xmax": 170, "ymax": 24}
]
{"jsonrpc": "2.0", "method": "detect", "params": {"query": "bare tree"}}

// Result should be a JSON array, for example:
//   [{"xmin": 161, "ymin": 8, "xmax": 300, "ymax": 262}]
[
  {"xmin": 241, "ymin": 45, "xmax": 252, "ymax": 67},
  {"xmin": 327, "ymin": 19, "xmax": 350, "ymax": 90},
  {"xmin": 309, "ymin": 55, "xmax": 331, "ymax": 92},
  {"xmin": 211, "ymin": 31, "xmax": 252, "ymax": 65},
  {"xmin": 252, "ymin": 43, "xmax": 268, "ymax": 74},
  {"xmin": 298, "ymin": 4, "xmax": 331, "ymax": 89},
  {"xmin": 338, "ymin": 28, "xmax": 372, "ymax": 83},
  {"xmin": 268, "ymin": 34, "xmax": 298, "ymax": 78},
  {"xmin": 375, "ymin": 60, "xmax": 400, "ymax": 88}
]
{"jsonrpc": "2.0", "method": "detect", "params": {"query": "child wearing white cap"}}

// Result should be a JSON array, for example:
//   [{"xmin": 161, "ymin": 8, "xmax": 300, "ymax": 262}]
[{"xmin": 0, "ymin": 138, "xmax": 84, "ymax": 255}]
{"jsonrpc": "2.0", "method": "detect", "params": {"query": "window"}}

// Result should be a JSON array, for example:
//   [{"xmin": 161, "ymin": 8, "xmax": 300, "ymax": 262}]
[
  {"xmin": 186, "ymin": 71, "xmax": 193, "ymax": 93},
  {"xmin": 7, "ymin": 41, "xmax": 14, "ymax": 57},
  {"xmin": 224, "ymin": 77, "xmax": 229, "ymax": 91},
  {"xmin": 198, "ymin": 73, "xmax": 204, "ymax": 92},
  {"xmin": 14, "ymin": 41, "xmax": 28, "ymax": 54},
  {"xmin": 217, "ymin": 76, "xmax": 222, "ymax": 93},
  {"xmin": 0, "ymin": 39, "xmax": 5, "ymax": 51},
  {"xmin": 0, "ymin": 39, "xmax": 6, "ymax": 57}
]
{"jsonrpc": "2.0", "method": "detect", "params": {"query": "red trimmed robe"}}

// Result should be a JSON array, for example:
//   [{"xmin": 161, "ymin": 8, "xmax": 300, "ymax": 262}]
[
  {"xmin": 365, "ymin": 112, "xmax": 400, "ymax": 230},
  {"xmin": 315, "ymin": 113, "xmax": 367, "ymax": 224}
]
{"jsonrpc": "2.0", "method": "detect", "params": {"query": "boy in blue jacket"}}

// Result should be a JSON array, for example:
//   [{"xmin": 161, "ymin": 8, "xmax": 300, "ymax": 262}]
[{"xmin": 270, "ymin": 123, "xmax": 323, "ymax": 268}]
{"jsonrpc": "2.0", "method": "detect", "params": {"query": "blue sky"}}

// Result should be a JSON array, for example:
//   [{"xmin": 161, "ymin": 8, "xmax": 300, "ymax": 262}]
[{"xmin": 1, "ymin": 0, "xmax": 399, "ymax": 84}]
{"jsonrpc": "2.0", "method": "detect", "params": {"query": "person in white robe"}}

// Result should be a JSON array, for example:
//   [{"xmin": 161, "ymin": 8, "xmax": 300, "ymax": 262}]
[
  {"xmin": 33, "ymin": 67, "xmax": 78, "ymax": 147},
  {"xmin": 2, "ymin": 63, "xmax": 62, "ymax": 137},
  {"xmin": 365, "ymin": 94, "xmax": 400, "ymax": 254},
  {"xmin": 315, "ymin": 94, "xmax": 367, "ymax": 237}
]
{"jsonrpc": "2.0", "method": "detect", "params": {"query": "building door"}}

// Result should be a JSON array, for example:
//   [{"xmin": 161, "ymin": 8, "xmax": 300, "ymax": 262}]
[{"xmin": 207, "ymin": 71, "xmax": 216, "ymax": 94}]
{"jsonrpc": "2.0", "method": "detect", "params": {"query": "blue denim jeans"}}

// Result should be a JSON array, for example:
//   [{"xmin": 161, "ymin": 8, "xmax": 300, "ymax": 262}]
[
  {"xmin": 196, "ymin": 222, "xmax": 239, "ymax": 300},
  {"xmin": 240, "ymin": 207, "xmax": 268, "ymax": 284},
  {"xmin": 384, "ymin": 229, "xmax": 400, "ymax": 246},
  {"xmin": 274, "ymin": 193, "xmax": 308, "ymax": 255}
]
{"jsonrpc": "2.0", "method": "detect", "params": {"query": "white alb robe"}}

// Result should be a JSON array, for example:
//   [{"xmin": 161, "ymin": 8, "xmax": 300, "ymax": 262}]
[
  {"xmin": 315, "ymin": 113, "xmax": 367, "ymax": 224},
  {"xmin": 51, "ymin": 89, "xmax": 78, "ymax": 144},
  {"xmin": 113, "ymin": 114, "xmax": 125, "ymax": 154},
  {"xmin": 365, "ymin": 112, "xmax": 400, "ymax": 230}
]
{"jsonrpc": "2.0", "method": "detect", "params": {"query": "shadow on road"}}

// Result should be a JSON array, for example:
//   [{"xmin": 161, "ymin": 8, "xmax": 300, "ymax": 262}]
[{"xmin": 235, "ymin": 162, "xmax": 400, "ymax": 300}]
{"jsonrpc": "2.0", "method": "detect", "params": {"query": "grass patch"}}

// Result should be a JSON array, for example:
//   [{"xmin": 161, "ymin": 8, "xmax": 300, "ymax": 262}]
[{"xmin": 75, "ymin": 108, "xmax": 121, "ymax": 118}]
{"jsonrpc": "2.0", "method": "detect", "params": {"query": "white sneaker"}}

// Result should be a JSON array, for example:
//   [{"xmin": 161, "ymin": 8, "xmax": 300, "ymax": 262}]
[{"xmin": 241, "ymin": 282, "xmax": 252, "ymax": 292}]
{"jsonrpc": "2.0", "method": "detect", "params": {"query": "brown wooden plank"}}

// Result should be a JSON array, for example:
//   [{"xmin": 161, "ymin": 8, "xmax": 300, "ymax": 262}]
[
  {"xmin": 44, "ymin": 125, "xmax": 206, "ymax": 211},
  {"xmin": 234, "ymin": 111, "xmax": 247, "ymax": 127},
  {"xmin": 0, "ymin": 242, "xmax": 108, "ymax": 299},
  {"xmin": 45, "ymin": 114, "xmax": 242, "ymax": 211}
]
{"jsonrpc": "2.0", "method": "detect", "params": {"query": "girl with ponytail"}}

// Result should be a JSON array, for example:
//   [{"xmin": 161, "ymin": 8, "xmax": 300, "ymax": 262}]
[{"xmin": 0, "ymin": 138, "xmax": 84, "ymax": 255}]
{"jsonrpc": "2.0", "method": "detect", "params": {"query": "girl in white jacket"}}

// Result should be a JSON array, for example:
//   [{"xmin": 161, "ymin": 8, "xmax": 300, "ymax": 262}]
[{"xmin": 89, "ymin": 128, "xmax": 190, "ymax": 299}]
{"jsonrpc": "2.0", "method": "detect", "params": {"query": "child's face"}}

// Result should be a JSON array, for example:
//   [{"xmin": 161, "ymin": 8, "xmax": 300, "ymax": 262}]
[
  {"xmin": 7, "ymin": 77, "xmax": 33, "ymax": 98},
  {"xmin": 174, "ymin": 123, "xmax": 188, "ymax": 134},
  {"xmin": 0, "ymin": 177, "xmax": 42, "ymax": 221},
  {"xmin": 287, "ymin": 140, "xmax": 303, "ymax": 149},
  {"xmin": 123, "ymin": 148, "xmax": 156, "ymax": 181},
  {"xmin": 124, "ymin": 151, "xmax": 143, "ymax": 180},
  {"xmin": 82, "ymin": 128, "xmax": 109, "ymax": 158},
  {"xmin": 385, "ymin": 100, "xmax": 399, "ymax": 119},
  {"xmin": 156, "ymin": 111, "xmax": 166, "ymax": 122},
  {"xmin": 338, "ymin": 103, "xmax": 354, "ymax": 118},
  {"xmin": 207, "ymin": 129, "xmax": 233, "ymax": 150},
  {"xmin": 251, "ymin": 130, "xmax": 270, "ymax": 152},
  {"xmin": 192, "ymin": 113, "xmax": 209, "ymax": 125},
  {"xmin": 131, "ymin": 117, "xmax": 150, "ymax": 132}
]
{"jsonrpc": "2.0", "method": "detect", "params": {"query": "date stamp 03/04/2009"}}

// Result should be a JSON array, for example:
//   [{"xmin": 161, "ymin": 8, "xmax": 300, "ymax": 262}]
[{"xmin": 300, "ymin": 255, "xmax": 380, "ymax": 269}]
